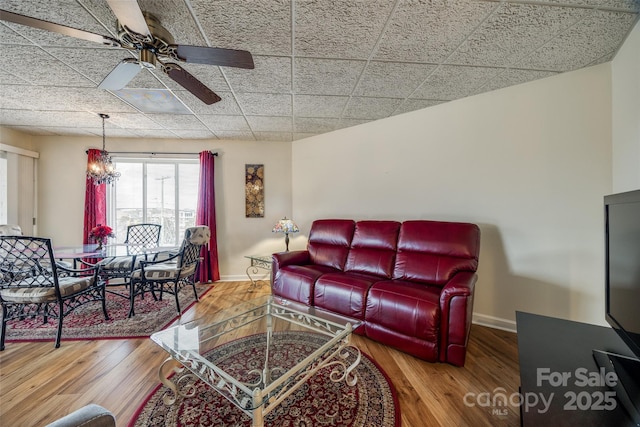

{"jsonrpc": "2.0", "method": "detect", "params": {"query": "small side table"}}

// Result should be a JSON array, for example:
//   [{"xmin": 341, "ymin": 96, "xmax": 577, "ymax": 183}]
[{"xmin": 244, "ymin": 254, "xmax": 272, "ymax": 292}]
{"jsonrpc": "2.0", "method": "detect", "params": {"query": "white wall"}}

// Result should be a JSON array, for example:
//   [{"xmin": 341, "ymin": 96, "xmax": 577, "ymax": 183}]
[
  {"xmin": 612, "ymin": 19, "xmax": 640, "ymax": 192},
  {"xmin": 292, "ymin": 63, "xmax": 613, "ymax": 328},
  {"xmin": 30, "ymin": 135, "xmax": 292, "ymax": 280}
]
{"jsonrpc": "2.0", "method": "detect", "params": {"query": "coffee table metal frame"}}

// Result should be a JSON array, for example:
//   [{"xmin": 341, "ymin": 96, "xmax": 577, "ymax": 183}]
[{"xmin": 150, "ymin": 295, "xmax": 362, "ymax": 427}]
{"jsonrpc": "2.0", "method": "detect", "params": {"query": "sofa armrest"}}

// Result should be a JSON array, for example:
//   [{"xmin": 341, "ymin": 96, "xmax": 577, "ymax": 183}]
[
  {"xmin": 45, "ymin": 404, "xmax": 115, "ymax": 427},
  {"xmin": 438, "ymin": 271, "xmax": 478, "ymax": 366},
  {"xmin": 272, "ymin": 250, "xmax": 310, "ymax": 270}
]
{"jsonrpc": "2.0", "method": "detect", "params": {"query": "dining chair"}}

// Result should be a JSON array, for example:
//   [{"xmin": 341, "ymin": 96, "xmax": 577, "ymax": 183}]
[
  {"xmin": 128, "ymin": 225, "xmax": 210, "ymax": 318},
  {"xmin": 97, "ymin": 223, "xmax": 162, "ymax": 288},
  {"xmin": 124, "ymin": 223, "xmax": 162, "ymax": 246},
  {"xmin": 0, "ymin": 236, "xmax": 108, "ymax": 349}
]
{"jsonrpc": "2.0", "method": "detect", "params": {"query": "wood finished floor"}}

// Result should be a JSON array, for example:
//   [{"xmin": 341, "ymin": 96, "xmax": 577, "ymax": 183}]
[{"xmin": 0, "ymin": 281, "xmax": 520, "ymax": 427}]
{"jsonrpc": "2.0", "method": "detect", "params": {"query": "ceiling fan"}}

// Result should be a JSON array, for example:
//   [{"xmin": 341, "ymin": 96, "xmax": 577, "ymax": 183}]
[{"xmin": 0, "ymin": 0, "xmax": 254, "ymax": 105}]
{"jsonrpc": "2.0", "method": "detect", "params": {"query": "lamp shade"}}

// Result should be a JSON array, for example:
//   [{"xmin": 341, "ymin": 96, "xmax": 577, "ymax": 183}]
[
  {"xmin": 272, "ymin": 217, "xmax": 299, "ymax": 234},
  {"xmin": 272, "ymin": 217, "xmax": 299, "ymax": 251}
]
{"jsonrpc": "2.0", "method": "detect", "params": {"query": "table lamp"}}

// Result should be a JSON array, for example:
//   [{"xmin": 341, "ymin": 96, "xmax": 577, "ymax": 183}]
[{"xmin": 272, "ymin": 217, "xmax": 299, "ymax": 251}]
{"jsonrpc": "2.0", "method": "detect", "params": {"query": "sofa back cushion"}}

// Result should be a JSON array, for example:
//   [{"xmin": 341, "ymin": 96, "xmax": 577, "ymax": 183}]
[
  {"xmin": 393, "ymin": 220, "xmax": 480, "ymax": 286},
  {"xmin": 345, "ymin": 221, "xmax": 401, "ymax": 278},
  {"xmin": 308, "ymin": 219, "xmax": 356, "ymax": 270}
]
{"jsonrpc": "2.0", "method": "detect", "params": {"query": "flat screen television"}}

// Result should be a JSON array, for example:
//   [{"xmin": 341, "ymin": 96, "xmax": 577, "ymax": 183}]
[
  {"xmin": 596, "ymin": 189, "xmax": 640, "ymax": 425},
  {"xmin": 605, "ymin": 189, "xmax": 640, "ymax": 359}
]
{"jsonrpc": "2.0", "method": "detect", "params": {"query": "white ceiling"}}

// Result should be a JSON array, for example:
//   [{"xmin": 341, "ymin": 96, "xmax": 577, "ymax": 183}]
[{"xmin": 0, "ymin": 0, "xmax": 638, "ymax": 142}]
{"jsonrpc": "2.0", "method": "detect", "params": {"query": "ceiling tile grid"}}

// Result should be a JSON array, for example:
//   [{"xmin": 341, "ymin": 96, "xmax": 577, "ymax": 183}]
[{"xmin": 0, "ymin": 0, "xmax": 637, "ymax": 141}]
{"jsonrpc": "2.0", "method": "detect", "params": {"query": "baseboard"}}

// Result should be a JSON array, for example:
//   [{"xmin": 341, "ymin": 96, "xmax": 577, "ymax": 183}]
[{"xmin": 473, "ymin": 313, "xmax": 517, "ymax": 333}]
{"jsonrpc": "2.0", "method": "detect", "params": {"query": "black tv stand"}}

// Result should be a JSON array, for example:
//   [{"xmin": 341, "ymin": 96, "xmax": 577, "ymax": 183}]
[
  {"xmin": 517, "ymin": 311, "xmax": 639, "ymax": 426},
  {"xmin": 592, "ymin": 349, "xmax": 640, "ymax": 426}
]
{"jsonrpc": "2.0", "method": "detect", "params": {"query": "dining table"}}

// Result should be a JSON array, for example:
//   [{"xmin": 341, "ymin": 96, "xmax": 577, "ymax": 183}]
[
  {"xmin": 53, "ymin": 243, "xmax": 178, "ymax": 267},
  {"xmin": 54, "ymin": 243, "xmax": 180, "ymax": 317}
]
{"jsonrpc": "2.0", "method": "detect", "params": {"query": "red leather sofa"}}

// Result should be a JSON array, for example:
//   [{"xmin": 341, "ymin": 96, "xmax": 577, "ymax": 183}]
[{"xmin": 272, "ymin": 219, "xmax": 481, "ymax": 366}]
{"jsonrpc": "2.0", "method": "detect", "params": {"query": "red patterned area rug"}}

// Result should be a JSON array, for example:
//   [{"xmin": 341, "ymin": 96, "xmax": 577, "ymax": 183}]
[
  {"xmin": 4, "ymin": 283, "xmax": 213, "ymax": 343},
  {"xmin": 129, "ymin": 331, "xmax": 400, "ymax": 427}
]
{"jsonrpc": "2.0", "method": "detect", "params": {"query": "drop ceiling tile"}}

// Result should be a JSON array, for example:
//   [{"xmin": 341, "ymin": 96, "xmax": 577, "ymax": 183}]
[
  {"xmin": 295, "ymin": 0, "xmax": 394, "ymax": 58},
  {"xmin": 88, "ymin": 127, "xmax": 139, "ymax": 138},
  {"xmin": 354, "ymin": 62, "xmax": 437, "ymax": 98},
  {"xmin": 294, "ymin": 94, "xmax": 349, "ymax": 118},
  {"xmin": 294, "ymin": 117, "xmax": 341, "ymax": 133},
  {"xmin": 127, "ymin": 68, "xmax": 169, "ymax": 90},
  {"xmin": 0, "ymin": 109, "xmax": 99, "ymax": 127},
  {"xmin": 190, "ymin": 0, "xmax": 291, "ymax": 55},
  {"xmin": 336, "ymin": 118, "xmax": 372, "ymax": 130},
  {"xmin": 481, "ymin": 68, "xmax": 558, "ymax": 93},
  {"xmin": 518, "ymin": 10, "xmax": 638, "ymax": 71},
  {"xmin": 224, "ymin": 56, "xmax": 291, "ymax": 93},
  {"xmin": 411, "ymin": 65, "xmax": 501, "ymax": 101},
  {"xmin": 526, "ymin": 0, "xmax": 640, "ymax": 11},
  {"xmin": 214, "ymin": 131, "xmax": 255, "ymax": 141},
  {"xmin": 375, "ymin": 0, "xmax": 495, "ymax": 63},
  {"xmin": 134, "ymin": 0, "xmax": 208, "ymax": 46},
  {"xmin": 46, "ymin": 47, "xmax": 136, "ymax": 86},
  {"xmin": 0, "ymin": 85, "xmax": 138, "ymax": 113},
  {"xmin": 246, "ymin": 116, "xmax": 292, "ymax": 132},
  {"xmin": 449, "ymin": 3, "xmax": 588, "ymax": 68},
  {"xmin": 236, "ymin": 93, "xmax": 292, "ymax": 116},
  {"xmin": 2, "ymin": 45, "xmax": 95, "ymax": 87},
  {"xmin": 254, "ymin": 131, "xmax": 292, "ymax": 142},
  {"xmin": 172, "ymin": 129, "xmax": 216, "ymax": 139},
  {"xmin": 130, "ymin": 128, "xmax": 179, "ymax": 138},
  {"xmin": 107, "ymin": 112, "xmax": 166, "ymax": 129},
  {"xmin": 343, "ymin": 97, "xmax": 403, "ymax": 120},
  {"xmin": 145, "ymin": 113, "xmax": 207, "ymax": 130},
  {"xmin": 392, "ymin": 99, "xmax": 445, "ymax": 116},
  {"xmin": 6, "ymin": 126, "xmax": 57, "ymax": 136},
  {"xmin": 198, "ymin": 115, "xmax": 250, "ymax": 132},
  {"xmin": 112, "ymin": 88, "xmax": 190, "ymax": 114},
  {"xmin": 294, "ymin": 58, "xmax": 366, "ymax": 95},
  {"xmin": 49, "ymin": 127, "xmax": 98, "ymax": 136},
  {"xmin": 174, "ymin": 90, "xmax": 242, "ymax": 115},
  {"xmin": 0, "ymin": 22, "xmax": 35, "ymax": 45},
  {"xmin": 293, "ymin": 133, "xmax": 317, "ymax": 140}
]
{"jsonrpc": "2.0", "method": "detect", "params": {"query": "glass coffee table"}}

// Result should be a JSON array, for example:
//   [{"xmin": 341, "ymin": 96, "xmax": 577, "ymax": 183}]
[{"xmin": 150, "ymin": 295, "xmax": 362, "ymax": 427}]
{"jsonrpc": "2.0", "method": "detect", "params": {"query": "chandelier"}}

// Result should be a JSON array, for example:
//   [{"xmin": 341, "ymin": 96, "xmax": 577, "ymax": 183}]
[{"xmin": 87, "ymin": 113, "xmax": 121, "ymax": 185}]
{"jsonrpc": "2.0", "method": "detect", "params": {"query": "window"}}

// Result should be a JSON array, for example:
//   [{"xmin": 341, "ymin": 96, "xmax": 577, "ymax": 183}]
[{"xmin": 107, "ymin": 158, "xmax": 199, "ymax": 246}]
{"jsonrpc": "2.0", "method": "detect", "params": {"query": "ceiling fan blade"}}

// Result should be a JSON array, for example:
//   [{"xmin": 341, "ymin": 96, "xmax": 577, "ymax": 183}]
[
  {"xmin": 0, "ymin": 9, "xmax": 120, "ymax": 47},
  {"xmin": 106, "ymin": 0, "xmax": 151, "ymax": 38},
  {"xmin": 99, "ymin": 59, "xmax": 142, "ymax": 90},
  {"xmin": 163, "ymin": 63, "xmax": 222, "ymax": 105},
  {"xmin": 173, "ymin": 45, "xmax": 255, "ymax": 69}
]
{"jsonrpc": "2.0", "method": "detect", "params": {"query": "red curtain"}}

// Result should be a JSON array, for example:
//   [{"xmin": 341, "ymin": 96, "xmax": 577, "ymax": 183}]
[
  {"xmin": 83, "ymin": 149, "xmax": 107, "ymax": 244},
  {"xmin": 195, "ymin": 151, "xmax": 220, "ymax": 282}
]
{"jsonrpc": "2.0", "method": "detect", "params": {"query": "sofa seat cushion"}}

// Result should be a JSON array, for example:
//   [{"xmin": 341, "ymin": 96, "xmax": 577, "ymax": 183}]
[
  {"xmin": 272, "ymin": 264, "xmax": 338, "ymax": 305},
  {"xmin": 314, "ymin": 272, "xmax": 382, "ymax": 320},
  {"xmin": 365, "ymin": 279, "xmax": 441, "ymax": 341}
]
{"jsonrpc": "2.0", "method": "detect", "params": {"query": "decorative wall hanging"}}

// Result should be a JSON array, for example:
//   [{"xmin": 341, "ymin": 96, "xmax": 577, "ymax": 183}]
[{"xmin": 245, "ymin": 164, "xmax": 264, "ymax": 218}]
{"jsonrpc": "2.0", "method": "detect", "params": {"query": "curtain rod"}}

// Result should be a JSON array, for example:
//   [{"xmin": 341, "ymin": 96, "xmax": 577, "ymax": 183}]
[{"xmin": 85, "ymin": 150, "xmax": 217, "ymax": 156}]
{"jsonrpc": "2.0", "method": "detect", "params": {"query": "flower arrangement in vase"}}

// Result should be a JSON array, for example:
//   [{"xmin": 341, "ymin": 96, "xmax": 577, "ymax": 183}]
[{"xmin": 89, "ymin": 224, "xmax": 115, "ymax": 250}]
